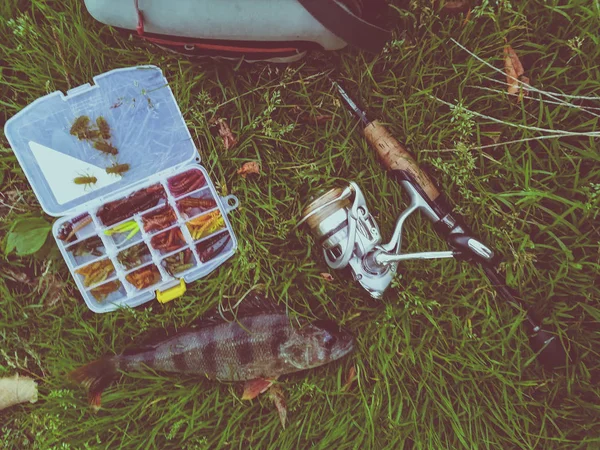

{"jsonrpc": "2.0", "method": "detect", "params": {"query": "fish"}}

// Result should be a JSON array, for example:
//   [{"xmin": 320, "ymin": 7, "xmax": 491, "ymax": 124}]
[{"xmin": 69, "ymin": 293, "xmax": 354, "ymax": 414}]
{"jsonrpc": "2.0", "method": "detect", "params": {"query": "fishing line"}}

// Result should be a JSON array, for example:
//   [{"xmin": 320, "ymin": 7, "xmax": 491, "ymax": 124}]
[{"xmin": 450, "ymin": 38, "xmax": 600, "ymax": 116}]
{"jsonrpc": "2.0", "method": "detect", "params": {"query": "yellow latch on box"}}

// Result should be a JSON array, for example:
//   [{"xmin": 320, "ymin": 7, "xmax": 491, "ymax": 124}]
[{"xmin": 156, "ymin": 279, "xmax": 186, "ymax": 303}]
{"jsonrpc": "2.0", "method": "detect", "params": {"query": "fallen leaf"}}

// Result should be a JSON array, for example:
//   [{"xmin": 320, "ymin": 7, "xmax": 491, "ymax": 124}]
[
  {"xmin": 268, "ymin": 385, "xmax": 287, "ymax": 429},
  {"xmin": 504, "ymin": 45, "xmax": 529, "ymax": 99},
  {"xmin": 237, "ymin": 162, "xmax": 260, "ymax": 179},
  {"xmin": 320, "ymin": 273, "xmax": 334, "ymax": 282},
  {"xmin": 217, "ymin": 119, "xmax": 238, "ymax": 150},
  {"xmin": 442, "ymin": 0, "xmax": 470, "ymax": 14},
  {"xmin": 242, "ymin": 378, "xmax": 274, "ymax": 400},
  {"xmin": 479, "ymin": 125, "xmax": 503, "ymax": 147},
  {"xmin": 343, "ymin": 366, "xmax": 357, "ymax": 391},
  {"xmin": 0, "ymin": 375, "xmax": 38, "ymax": 410},
  {"xmin": 461, "ymin": 8, "xmax": 472, "ymax": 27},
  {"xmin": 4, "ymin": 268, "xmax": 32, "ymax": 285},
  {"xmin": 8, "ymin": 190, "xmax": 23, "ymax": 202},
  {"xmin": 292, "ymin": 106, "xmax": 334, "ymax": 125},
  {"xmin": 38, "ymin": 273, "xmax": 67, "ymax": 307},
  {"xmin": 298, "ymin": 114, "xmax": 334, "ymax": 125}
]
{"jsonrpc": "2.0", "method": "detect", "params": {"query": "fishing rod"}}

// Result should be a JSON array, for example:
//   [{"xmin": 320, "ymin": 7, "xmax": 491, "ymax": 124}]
[{"xmin": 298, "ymin": 81, "xmax": 568, "ymax": 369}]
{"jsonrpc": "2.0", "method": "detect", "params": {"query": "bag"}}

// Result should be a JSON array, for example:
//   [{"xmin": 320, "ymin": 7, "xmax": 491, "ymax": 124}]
[{"xmin": 83, "ymin": 0, "xmax": 391, "ymax": 62}]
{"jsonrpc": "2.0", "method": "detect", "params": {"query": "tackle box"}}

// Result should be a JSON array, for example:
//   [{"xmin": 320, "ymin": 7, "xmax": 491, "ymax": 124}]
[{"xmin": 4, "ymin": 65, "xmax": 239, "ymax": 313}]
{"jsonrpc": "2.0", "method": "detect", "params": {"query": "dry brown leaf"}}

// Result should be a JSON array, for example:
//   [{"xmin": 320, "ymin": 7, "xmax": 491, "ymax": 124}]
[
  {"xmin": 217, "ymin": 118, "xmax": 238, "ymax": 150},
  {"xmin": 241, "ymin": 378, "xmax": 274, "ymax": 400},
  {"xmin": 343, "ymin": 366, "xmax": 357, "ymax": 391},
  {"xmin": 442, "ymin": 0, "xmax": 470, "ymax": 14},
  {"xmin": 4, "ymin": 268, "xmax": 32, "ymax": 285},
  {"xmin": 504, "ymin": 45, "xmax": 529, "ymax": 99},
  {"xmin": 39, "ymin": 274, "xmax": 67, "ymax": 307},
  {"xmin": 0, "ymin": 375, "xmax": 38, "ymax": 410},
  {"xmin": 479, "ymin": 125, "xmax": 503, "ymax": 147},
  {"xmin": 461, "ymin": 8, "xmax": 472, "ymax": 27},
  {"xmin": 4, "ymin": 262, "xmax": 66, "ymax": 307},
  {"xmin": 320, "ymin": 273, "xmax": 334, "ymax": 282},
  {"xmin": 237, "ymin": 162, "xmax": 260, "ymax": 179},
  {"xmin": 268, "ymin": 385, "xmax": 287, "ymax": 429},
  {"xmin": 292, "ymin": 106, "xmax": 334, "ymax": 125},
  {"xmin": 297, "ymin": 114, "xmax": 334, "ymax": 125}
]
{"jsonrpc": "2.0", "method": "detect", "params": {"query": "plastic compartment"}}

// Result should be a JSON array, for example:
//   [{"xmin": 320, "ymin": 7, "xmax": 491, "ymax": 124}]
[
  {"xmin": 125, "ymin": 263, "xmax": 162, "ymax": 291},
  {"xmin": 88, "ymin": 279, "xmax": 126, "ymax": 303},
  {"xmin": 55, "ymin": 214, "xmax": 96, "ymax": 244},
  {"xmin": 160, "ymin": 247, "xmax": 198, "ymax": 277},
  {"xmin": 175, "ymin": 187, "xmax": 217, "ymax": 219},
  {"xmin": 196, "ymin": 230, "xmax": 233, "ymax": 264},
  {"xmin": 74, "ymin": 258, "xmax": 116, "ymax": 289},
  {"xmin": 96, "ymin": 183, "xmax": 167, "ymax": 227},
  {"xmin": 141, "ymin": 204, "xmax": 178, "ymax": 233},
  {"xmin": 116, "ymin": 241, "xmax": 152, "ymax": 271},
  {"xmin": 103, "ymin": 219, "xmax": 142, "ymax": 248},
  {"xmin": 186, "ymin": 210, "xmax": 226, "ymax": 242},
  {"xmin": 150, "ymin": 225, "xmax": 187, "ymax": 255},
  {"xmin": 167, "ymin": 168, "xmax": 207, "ymax": 198},
  {"xmin": 65, "ymin": 235, "xmax": 106, "ymax": 266}
]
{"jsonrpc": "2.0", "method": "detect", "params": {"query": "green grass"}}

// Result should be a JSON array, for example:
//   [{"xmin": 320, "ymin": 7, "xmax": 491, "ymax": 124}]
[{"xmin": 1, "ymin": 0, "xmax": 599, "ymax": 448}]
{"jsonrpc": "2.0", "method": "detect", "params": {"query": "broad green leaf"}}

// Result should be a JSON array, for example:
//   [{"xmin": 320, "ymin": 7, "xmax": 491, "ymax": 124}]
[{"xmin": 4, "ymin": 217, "xmax": 52, "ymax": 256}]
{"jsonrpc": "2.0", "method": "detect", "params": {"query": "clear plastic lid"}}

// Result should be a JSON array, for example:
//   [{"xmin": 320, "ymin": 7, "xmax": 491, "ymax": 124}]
[{"xmin": 4, "ymin": 65, "xmax": 197, "ymax": 217}]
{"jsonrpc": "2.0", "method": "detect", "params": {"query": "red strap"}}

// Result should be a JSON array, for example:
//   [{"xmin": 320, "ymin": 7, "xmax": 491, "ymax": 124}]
[
  {"xmin": 132, "ymin": 1, "xmax": 297, "ymax": 54},
  {"xmin": 143, "ymin": 35, "xmax": 298, "ymax": 54},
  {"xmin": 134, "ymin": 0, "xmax": 144, "ymax": 36}
]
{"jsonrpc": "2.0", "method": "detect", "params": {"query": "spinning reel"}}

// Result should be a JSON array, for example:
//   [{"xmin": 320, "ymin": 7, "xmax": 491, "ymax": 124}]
[{"xmin": 299, "ymin": 181, "xmax": 493, "ymax": 299}]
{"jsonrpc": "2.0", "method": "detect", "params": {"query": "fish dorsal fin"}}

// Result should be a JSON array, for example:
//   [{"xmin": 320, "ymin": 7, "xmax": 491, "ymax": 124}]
[
  {"xmin": 180, "ymin": 292, "xmax": 285, "ymax": 331},
  {"xmin": 121, "ymin": 315, "xmax": 223, "ymax": 355},
  {"xmin": 121, "ymin": 292, "xmax": 286, "ymax": 354},
  {"xmin": 121, "ymin": 327, "xmax": 179, "ymax": 355},
  {"xmin": 192, "ymin": 291, "xmax": 286, "ymax": 324},
  {"xmin": 185, "ymin": 315, "xmax": 227, "ymax": 330},
  {"xmin": 225, "ymin": 291, "xmax": 286, "ymax": 318}
]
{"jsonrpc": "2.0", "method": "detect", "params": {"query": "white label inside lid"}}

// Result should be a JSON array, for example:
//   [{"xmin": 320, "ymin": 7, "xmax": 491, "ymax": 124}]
[{"xmin": 29, "ymin": 141, "xmax": 119, "ymax": 205}]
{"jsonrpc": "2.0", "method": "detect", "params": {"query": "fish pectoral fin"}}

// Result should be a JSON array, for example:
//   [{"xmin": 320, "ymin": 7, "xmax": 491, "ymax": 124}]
[
  {"xmin": 268, "ymin": 384, "xmax": 287, "ymax": 429},
  {"xmin": 241, "ymin": 377, "xmax": 276, "ymax": 400}
]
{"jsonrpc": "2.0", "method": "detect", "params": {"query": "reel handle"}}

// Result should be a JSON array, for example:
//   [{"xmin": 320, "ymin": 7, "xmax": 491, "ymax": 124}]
[{"xmin": 364, "ymin": 120, "xmax": 441, "ymax": 202}]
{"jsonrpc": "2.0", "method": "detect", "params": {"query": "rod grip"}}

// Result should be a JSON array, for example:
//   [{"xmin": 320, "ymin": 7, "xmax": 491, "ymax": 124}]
[{"xmin": 364, "ymin": 120, "xmax": 441, "ymax": 202}]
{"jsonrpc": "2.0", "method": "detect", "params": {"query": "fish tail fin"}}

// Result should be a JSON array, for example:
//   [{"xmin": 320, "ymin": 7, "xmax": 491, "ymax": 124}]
[{"xmin": 69, "ymin": 356, "xmax": 118, "ymax": 410}]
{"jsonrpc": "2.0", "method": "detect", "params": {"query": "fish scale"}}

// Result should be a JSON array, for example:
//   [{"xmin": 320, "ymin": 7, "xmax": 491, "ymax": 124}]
[
  {"xmin": 69, "ymin": 302, "xmax": 354, "ymax": 410},
  {"xmin": 121, "ymin": 314, "xmax": 293, "ymax": 381}
]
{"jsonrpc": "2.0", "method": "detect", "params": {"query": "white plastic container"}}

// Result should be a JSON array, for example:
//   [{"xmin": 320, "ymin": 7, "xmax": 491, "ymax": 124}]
[
  {"xmin": 4, "ymin": 65, "xmax": 239, "ymax": 313},
  {"xmin": 83, "ymin": 0, "xmax": 348, "ymax": 50}
]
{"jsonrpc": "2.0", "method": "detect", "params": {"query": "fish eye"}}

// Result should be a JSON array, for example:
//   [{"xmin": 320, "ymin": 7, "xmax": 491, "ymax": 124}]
[{"xmin": 323, "ymin": 333, "xmax": 337, "ymax": 348}]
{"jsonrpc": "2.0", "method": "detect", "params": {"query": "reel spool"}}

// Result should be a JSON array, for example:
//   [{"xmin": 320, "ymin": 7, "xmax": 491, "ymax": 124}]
[
  {"xmin": 299, "ymin": 183, "xmax": 393, "ymax": 297},
  {"xmin": 302, "ymin": 188, "xmax": 352, "ymax": 262}
]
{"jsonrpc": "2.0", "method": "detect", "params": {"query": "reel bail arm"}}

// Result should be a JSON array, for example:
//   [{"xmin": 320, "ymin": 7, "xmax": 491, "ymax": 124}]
[{"xmin": 374, "ymin": 180, "xmax": 460, "ymax": 266}]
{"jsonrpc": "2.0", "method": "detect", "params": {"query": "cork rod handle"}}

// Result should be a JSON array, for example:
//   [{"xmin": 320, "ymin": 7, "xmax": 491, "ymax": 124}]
[{"xmin": 363, "ymin": 120, "xmax": 440, "ymax": 202}]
